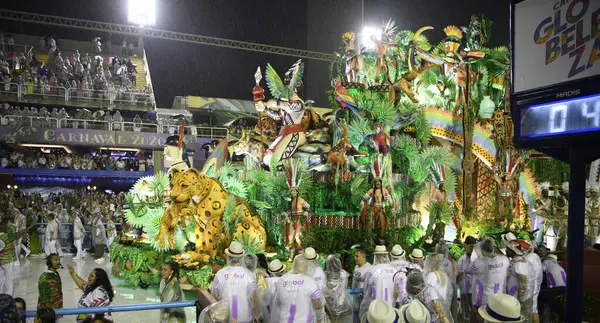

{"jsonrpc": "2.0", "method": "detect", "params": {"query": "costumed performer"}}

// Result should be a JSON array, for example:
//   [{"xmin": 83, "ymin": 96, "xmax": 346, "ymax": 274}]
[
  {"xmin": 284, "ymin": 159, "xmax": 310, "ymax": 254},
  {"xmin": 534, "ymin": 182, "xmax": 552, "ymax": 245},
  {"xmin": 360, "ymin": 155, "xmax": 393, "ymax": 244},
  {"xmin": 0, "ymin": 213, "xmax": 38, "ymax": 295},
  {"xmin": 254, "ymin": 60, "xmax": 312, "ymax": 167},
  {"xmin": 44, "ymin": 212, "xmax": 62, "ymax": 256}
]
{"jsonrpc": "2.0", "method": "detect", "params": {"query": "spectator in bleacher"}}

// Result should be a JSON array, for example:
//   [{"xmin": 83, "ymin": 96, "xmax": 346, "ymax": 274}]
[
  {"xmin": 0, "ymin": 293, "xmax": 22, "ymax": 322},
  {"xmin": 14, "ymin": 297, "xmax": 31, "ymax": 323}
]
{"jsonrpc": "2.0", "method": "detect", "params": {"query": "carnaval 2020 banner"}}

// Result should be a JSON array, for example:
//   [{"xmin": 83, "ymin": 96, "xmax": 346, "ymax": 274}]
[
  {"xmin": 513, "ymin": 0, "xmax": 600, "ymax": 93},
  {"xmin": 0, "ymin": 127, "xmax": 201, "ymax": 150}
]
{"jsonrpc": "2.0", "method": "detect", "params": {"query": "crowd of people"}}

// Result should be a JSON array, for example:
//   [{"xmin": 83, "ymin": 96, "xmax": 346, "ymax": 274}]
[
  {"xmin": 202, "ymin": 237, "xmax": 567, "ymax": 323},
  {"xmin": 0, "ymin": 34, "xmax": 153, "ymax": 107},
  {"xmin": 0, "ymin": 149, "xmax": 153, "ymax": 172}
]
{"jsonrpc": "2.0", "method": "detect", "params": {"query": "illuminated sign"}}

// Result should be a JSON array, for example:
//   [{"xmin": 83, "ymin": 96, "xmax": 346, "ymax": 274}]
[
  {"xmin": 513, "ymin": 0, "xmax": 600, "ymax": 93},
  {"xmin": 520, "ymin": 93, "xmax": 600, "ymax": 137}
]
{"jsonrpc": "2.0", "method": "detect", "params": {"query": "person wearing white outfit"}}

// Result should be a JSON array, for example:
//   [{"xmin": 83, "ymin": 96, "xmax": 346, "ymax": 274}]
[
  {"xmin": 505, "ymin": 240, "xmax": 535, "ymax": 323},
  {"xmin": 359, "ymin": 245, "xmax": 397, "ymax": 319},
  {"xmin": 456, "ymin": 236, "xmax": 477, "ymax": 322},
  {"xmin": 44, "ymin": 213, "xmax": 61, "ymax": 256},
  {"xmin": 304, "ymin": 247, "xmax": 326, "ymax": 292},
  {"xmin": 467, "ymin": 238, "xmax": 509, "ymax": 319},
  {"xmin": 270, "ymin": 255, "xmax": 326, "ymax": 323},
  {"xmin": 13, "ymin": 209, "xmax": 30, "ymax": 263},
  {"xmin": 539, "ymin": 254, "xmax": 566, "ymax": 321},
  {"xmin": 524, "ymin": 242, "xmax": 543, "ymax": 323},
  {"xmin": 323, "ymin": 255, "xmax": 353, "ymax": 322},
  {"xmin": 92, "ymin": 213, "xmax": 107, "ymax": 263},
  {"xmin": 211, "ymin": 242, "xmax": 260, "ymax": 323},
  {"xmin": 352, "ymin": 249, "xmax": 371, "ymax": 323},
  {"xmin": 0, "ymin": 213, "xmax": 38, "ymax": 295},
  {"xmin": 400, "ymin": 269, "xmax": 452, "ymax": 322},
  {"xmin": 435, "ymin": 242, "xmax": 457, "ymax": 320},
  {"xmin": 265, "ymin": 259, "xmax": 286, "ymax": 309},
  {"xmin": 73, "ymin": 211, "xmax": 85, "ymax": 260},
  {"xmin": 390, "ymin": 245, "xmax": 410, "ymax": 272}
]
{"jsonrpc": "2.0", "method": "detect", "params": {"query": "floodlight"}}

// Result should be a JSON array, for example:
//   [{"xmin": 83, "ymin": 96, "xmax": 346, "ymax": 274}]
[
  {"xmin": 13, "ymin": 185, "xmax": 18, "ymax": 189},
  {"xmin": 359, "ymin": 26, "xmax": 381, "ymax": 50},
  {"xmin": 128, "ymin": 0, "xmax": 157, "ymax": 27},
  {"xmin": 6, "ymin": 185, "xmax": 10, "ymax": 189}
]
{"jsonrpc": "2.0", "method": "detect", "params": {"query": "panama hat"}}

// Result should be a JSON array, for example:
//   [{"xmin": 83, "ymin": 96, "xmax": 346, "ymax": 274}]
[
  {"xmin": 268, "ymin": 259, "xmax": 285, "ymax": 273},
  {"xmin": 502, "ymin": 232, "xmax": 517, "ymax": 247},
  {"xmin": 361, "ymin": 300, "xmax": 402, "ymax": 323},
  {"xmin": 391, "ymin": 245, "xmax": 405, "ymax": 258},
  {"xmin": 304, "ymin": 247, "xmax": 318, "ymax": 261},
  {"xmin": 547, "ymin": 254, "xmax": 558, "ymax": 261},
  {"xmin": 399, "ymin": 300, "xmax": 431, "ymax": 323},
  {"xmin": 224, "ymin": 241, "xmax": 245, "ymax": 258},
  {"xmin": 373, "ymin": 245, "xmax": 388, "ymax": 254},
  {"xmin": 478, "ymin": 294, "xmax": 525, "ymax": 322},
  {"xmin": 410, "ymin": 248, "xmax": 424, "ymax": 261}
]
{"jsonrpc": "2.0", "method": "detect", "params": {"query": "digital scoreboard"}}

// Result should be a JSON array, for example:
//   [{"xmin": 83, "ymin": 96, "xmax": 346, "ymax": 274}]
[{"xmin": 512, "ymin": 0, "xmax": 600, "ymax": 150}]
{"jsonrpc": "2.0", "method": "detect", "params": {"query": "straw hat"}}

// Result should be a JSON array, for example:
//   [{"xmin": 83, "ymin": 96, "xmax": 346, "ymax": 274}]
[
  {"xmin": 547, "ymin": 254, "xmax": 558, "ymax": 261},
  {"xmin": 399, "ymin": 300, "xmax": 431, "ymax": 323},
  {"xmin": 506, "ymin": 241, "xmax": 524, "ymax": 256},
  {"xmin": 361, "ymin": 300, "xmax": 402, "ymax": 323},
  {"xmin": 410, "ymin": 248, "xmax": 424, "ymax": 261},
  {"xmin": 373, "ymin": 245, "xmax": 388, "ymax": 254},
  {"xmin": 502, "ymin": 232, "xmax": 517, "ymax": 247},
  {"xmin": 478, "ymin": 294, "xmax": 524, "ymax": 322},
  {"xmin": 224, "ymin": 241, "xmax": 245, "ymax": 258},
  {"xmin": 304, "ymin": 247, "xmax": 318, "ymax": 261},
  {"xmin": 391, "ymin": 245, "xmax": 405, "ymax": 258},
  {"xmin": 268, "ymin": 259, "xmax": 285, "ymax": 273}
]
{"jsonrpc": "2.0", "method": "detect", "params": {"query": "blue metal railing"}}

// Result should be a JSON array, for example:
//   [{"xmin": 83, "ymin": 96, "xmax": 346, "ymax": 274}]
[{"xmin": 25, "ymin": 289, "xmax": 365, "ymax": 317}]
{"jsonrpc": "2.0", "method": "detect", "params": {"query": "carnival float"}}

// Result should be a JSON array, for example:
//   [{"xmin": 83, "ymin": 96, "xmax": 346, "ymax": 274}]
[{"xmin": 108, "ymin": 14, "xmax": 599, "ymax": 290}]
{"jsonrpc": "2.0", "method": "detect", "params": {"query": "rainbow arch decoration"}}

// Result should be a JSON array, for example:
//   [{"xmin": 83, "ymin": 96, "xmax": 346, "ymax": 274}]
[{"xmin": 425, "ymin": 107, "xmax": 538, "ymax": 206}]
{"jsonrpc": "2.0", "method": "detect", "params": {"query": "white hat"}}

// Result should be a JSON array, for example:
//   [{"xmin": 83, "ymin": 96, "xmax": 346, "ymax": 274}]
[
  {"xmin": 361, "ymin": 299, "xmax": 402, "ymax": 323},
  {"xmin": 304, "ymin": 247, "xmax": 318, "ymax": 261},
  {"xmin": 224, "ymin": 241, "xmax": 245, "ymax": 258},
  {"xmin": 478, "ymin": 294, "xmax": 525, "ymax": 322},
  {"xmin": 373, "ymin": 245, "xmax": 388, "ymax": 254},
  {"xmin": 506, "ymin": 240, "xmax": 524, "ymax": 256},
  {"xmin": 502, "ymin": 232, "xmax": 517, "ymax": 247},
  {"xmin": 268, "ymin": 259, "xmax": 285, "ymax": 273},
  {"xmin": 410, "ymin": 248, "xmax": 424, "ymax": 261},
  {"xmin": 391, "ymin": 245, "xmax": 405, "ymax": 258},
  {"xmin": 547, "ymin": 254, "xmax": 558, "ymax": 261},
  {"xmin": 399, "ymin": 300, "xmax": 431, "ymax": 323}
]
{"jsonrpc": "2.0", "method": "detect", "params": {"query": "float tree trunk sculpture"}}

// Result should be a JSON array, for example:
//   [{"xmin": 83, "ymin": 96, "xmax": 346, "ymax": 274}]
[{"xmin": 462, "ymin": 64, "xmax": 475, "ymax": 221}]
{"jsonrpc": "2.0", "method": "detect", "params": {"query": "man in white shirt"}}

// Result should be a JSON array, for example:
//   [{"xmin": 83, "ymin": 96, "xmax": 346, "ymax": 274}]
[
  {"xmin": 467, "ymin": 238, "xmax": 509, "ymax": 318},
  {"xmin": 359, "ymin": 245, "xmax": 396, "ymax": 319},
  {"xmin": 352, "ymin": 249, "xmax": 371, "ymax": 323},
  {"xmin": 389, "ymin": 244, "xmax": 409, "ymax": 272},
  {"xmin": 72, "ymin": 211, "xmax": 85, "ymax": 260},
  {"xmin": 211, "ymin": 242, "xmax": 260, "ymax": 323},
  {"xmin": 304, "ymin": 247, "xmax": 326, "ymax": 291},
  {"xmin": 542, "ymin": 255, "xmax": 566, "ymax": 289},
  {"xmin": 525, "ymin": 241, "xmax": 543, "ymax": 323},
  {"xmin": 265, "ymin": 259, "xmax": 286, "ymax": 308},
  {"xmin": 457, "ymin": 236, "xmax": 477, "ymax": 321},
  {"xmin": 44, "ymin": 213, "xmax": 61, "ymax": 256},
  {"xmin": 505, "ymin": 239, "xmax": 535, "ymax": 322},
  {"xmin": 270, "ymin": 255, "xmax": 326, "ymax": 323}
]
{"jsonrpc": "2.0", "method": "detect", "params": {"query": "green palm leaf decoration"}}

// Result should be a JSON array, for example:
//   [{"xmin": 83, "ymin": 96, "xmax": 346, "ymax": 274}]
[
  {"xmin": 234, "ymin": 233, "xmax": 266, "ymax": 255},
  {"xmin": 222, "ymin": 177, "xmax": 249, "ymax": 199},
  {"xmin": 348, "ymin": 119, "xmax": 375, "ymax": 148},
  {"xmin": 149, "ymin": 171, "xmax": 169, "ymax": 197}
]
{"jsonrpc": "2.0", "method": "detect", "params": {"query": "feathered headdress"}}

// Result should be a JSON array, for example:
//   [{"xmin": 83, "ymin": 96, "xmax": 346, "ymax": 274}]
[
  {"xmin": 504, "ymin": 150, "xmax": 521, "ymax": 175},
  {"xmin": 285, "ymin": 158, "xmax": 303, "ymax": 189},
  {"xmin": 371, "ymin": 154, "xmax": 383, "ymax": 180},
  {"xmin": 443, "ymin": 25, "xmax": 463, "ymax": 43},
  {"xmin": 342, "ymin": 32, "xmax": 355, "ymax": 41},
  {"xmin": 265, "ymin": 59, "xmax": 304, "ymax": 100},
  {"xmin": 430, "ymin": 163, "xmax": 446, "ymax": 187},
  {"xmin": 537, "ymin": 182, "xmax": 550, "ymax": 191}
]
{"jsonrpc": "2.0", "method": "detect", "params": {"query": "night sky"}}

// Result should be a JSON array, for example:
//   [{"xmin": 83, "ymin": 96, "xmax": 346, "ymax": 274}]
[{"xmin": 0, "ymin": 0, "xmax": 509, "ymax": 111}]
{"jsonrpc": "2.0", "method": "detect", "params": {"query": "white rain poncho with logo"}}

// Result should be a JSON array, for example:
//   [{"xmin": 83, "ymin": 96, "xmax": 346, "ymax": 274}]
[
  {"xmin": 468, "ymin": 239, "xmax": 510, "ymax": 308},
  {"xmin": 270, "ymin": 255, "xmax": 326, "ymax": 323},
  {"xmin": 211, "ymin": 256, "xmax": 258, "ymax": 323},
  {"xmin": 308, "ymin": 258, "xmax": 327, "ymax": 291},
  {"xmin": 401, "ymin": 270, "xmax": 454, "ymax": 323},
  {"xmin": 506, "ymin": 255, "xmax": 535, "ymax": 302},
  {"xmin": 351, "ymin": 262, "xmax": 371, "ymax": 323},
  {"xmin": 244, "ymin": 254, "xmax": 270, "ymax": 322},
  {"xmin": 359, "ymin": 253, "xmax": 396, "ymax": 319},
  {"xmin": 323, "ymin": 255, "xmax": 353, "ymax": 322}
]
